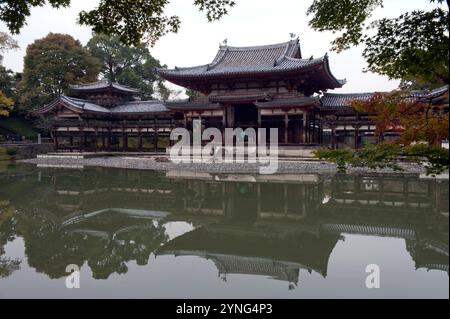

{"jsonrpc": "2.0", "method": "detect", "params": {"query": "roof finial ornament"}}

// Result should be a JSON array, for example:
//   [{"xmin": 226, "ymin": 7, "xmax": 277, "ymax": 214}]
[
  {"xmin": 289, "ymin": 33, "xmax": 297, "ymax": 40},
  {"xmin": 221, "ymin": 38, "xmax": 228, "ymax": 46}
]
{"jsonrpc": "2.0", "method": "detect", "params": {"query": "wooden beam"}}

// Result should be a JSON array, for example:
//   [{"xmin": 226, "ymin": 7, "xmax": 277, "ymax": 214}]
[{"xmin": 284, "ymin": 112, "xmax": 289, "ymax": 144}]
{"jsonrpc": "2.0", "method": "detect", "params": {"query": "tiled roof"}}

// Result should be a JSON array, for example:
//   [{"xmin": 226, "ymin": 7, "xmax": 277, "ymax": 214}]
[
  {"xmin": 160, "ymin": 56, "xmax": 329, "ymax": 77},
  {"xmin": 61, "ymin": 96, "xmax": 111, "ymax": 113},
  {"xmin": 111, "ymin": 101, "xmax": 169, "ymax": 113},
  {"xmin": 158, "ymin": 39, "xmax": 344, "ymax": 89},
  {"xmin": 410, "ymin": 85, "xmax": 449, "ymax": 100},
  {"xmin": 69, "ymin": 80, "xmax": 139, "ymax": 94},
  {"xmin": 320, "ymin": 85, "xmax": 449, "ymax": 111},
  {"xmin": 37, "ymin": 96, "xmax": 168, "ymax": 115},
  {"xmin": 320, "ymin": 93, "xmax": 376, "ymax": 110}
]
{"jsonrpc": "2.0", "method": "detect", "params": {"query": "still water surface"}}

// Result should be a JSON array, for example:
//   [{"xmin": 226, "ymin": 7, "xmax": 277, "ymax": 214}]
[{"xmin": 0, "ymin": 164, "xmax": 448, "ymax": 298}]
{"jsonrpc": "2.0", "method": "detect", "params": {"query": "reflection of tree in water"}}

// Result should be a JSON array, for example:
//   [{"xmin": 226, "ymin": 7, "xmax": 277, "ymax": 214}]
[
  {"xmin": 0, "ymin": 257, "xmax": 21, "ymax": 278},
  {"xmin": 0, "ymin": 199, "xmax": 21, "ymax": 278},
  {"xmin": 15, "ymin": 210, "xmax": 168, "ymax": 279},
  {"xmin": 79, "ymin": 222, "xmax": 169, "ymax": 280}
]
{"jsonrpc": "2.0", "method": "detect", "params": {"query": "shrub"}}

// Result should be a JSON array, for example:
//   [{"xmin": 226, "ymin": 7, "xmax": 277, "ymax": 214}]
[{"xmin": 6, "ymin": 148, "xmax": 17, "ymax": 156}]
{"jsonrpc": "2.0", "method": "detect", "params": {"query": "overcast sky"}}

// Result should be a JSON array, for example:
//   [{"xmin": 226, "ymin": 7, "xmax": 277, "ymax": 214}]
[{"xmin": 0, "ymin": 0, "xmax": 435, "ymax": 94}]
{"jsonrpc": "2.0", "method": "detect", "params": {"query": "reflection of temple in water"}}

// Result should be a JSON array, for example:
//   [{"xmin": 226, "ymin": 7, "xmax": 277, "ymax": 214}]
[
  {"xmin": 0, "ymin": 167, "xmax": 448, "ymax": 283},
  {"xmin": 156, "ymin": 226, "xmax": 340, "ymax": 288}
]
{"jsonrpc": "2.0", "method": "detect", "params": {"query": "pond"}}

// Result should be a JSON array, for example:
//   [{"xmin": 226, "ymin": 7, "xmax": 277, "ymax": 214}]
[{"xmin": 0, "ymin": 164, "xmax": 448, "ymax": 298}]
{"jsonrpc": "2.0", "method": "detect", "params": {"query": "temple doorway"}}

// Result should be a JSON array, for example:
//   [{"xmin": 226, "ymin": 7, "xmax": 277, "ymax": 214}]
[{"xmin": 233, "ymin": 104, "xmax": 258, "ymax": 129}]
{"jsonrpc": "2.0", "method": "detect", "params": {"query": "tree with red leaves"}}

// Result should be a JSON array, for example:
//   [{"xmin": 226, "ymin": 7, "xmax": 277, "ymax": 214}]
[
  {"xmin": 315, "ymin": 89, "xmax": 449, "ymax": 176},
  {"xmin": 351, "ymin": 90, "xmax": 449, "ymax": 146}
]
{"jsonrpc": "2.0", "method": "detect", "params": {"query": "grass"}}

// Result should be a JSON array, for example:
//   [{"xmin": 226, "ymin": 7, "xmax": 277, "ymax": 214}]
[
  {"xmin": 0, "ymin": 147, "xmax": 10, "ymax": 161},
  {"xmin": 0, "ymin": 115, "xmax": 38, "ymax": 139}
]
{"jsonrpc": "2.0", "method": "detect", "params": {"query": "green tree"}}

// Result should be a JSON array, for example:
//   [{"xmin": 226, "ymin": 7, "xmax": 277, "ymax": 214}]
[
  {"xmin": 1, "ymin": 0, "xmax": 235, "ymax": 46},
  {"xmin": 307, "ymin": 0, "xmax": 449, "ymax": 85},
  {"xmin": 18, "ymin": 33, "xmax": 100, "ymax": 113},
  {"xmin": 0, "ymin": 66, "xmax": 21, "ymax": 102},
  {"xmin": 0, "ymin": 92, "xmax": 13, "ymax": 117},
  {"xmin": 0, "ymin": 68, "xmax": 16, "ymax": 117},
  {"xmin": 0, "ymin": 33, "xmax": 18, "ymax": 117},
  {"xmin": 86, "ymin": 33, "xmax": 170, "ymax": 100}
]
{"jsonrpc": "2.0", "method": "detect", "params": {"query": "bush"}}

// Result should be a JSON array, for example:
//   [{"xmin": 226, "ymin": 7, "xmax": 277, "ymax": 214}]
[
  {"xmin": 313, "ymin": 142, "xmax": 449, "ymax": 175},
  {"xmin": 6, "ymin": 148, "xmax": 17, "ymax": 156}
]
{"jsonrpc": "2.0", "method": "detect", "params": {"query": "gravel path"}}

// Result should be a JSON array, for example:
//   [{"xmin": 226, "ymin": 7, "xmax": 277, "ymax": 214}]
[{"xmin": 20, "ymin": 156, "xmax": 427, "ymax": 175}]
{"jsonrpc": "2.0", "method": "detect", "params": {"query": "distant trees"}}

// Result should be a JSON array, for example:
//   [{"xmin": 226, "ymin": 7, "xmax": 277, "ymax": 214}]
[
  {"xmin": 0, "ymin": 32, "xmax": 18, "ymax": 117},
  {"xmin": 4, "ymin": 32, "xmax": 173, "ymax": 116},
  {"xmin": 18, "ymin": 33, "xmax": 100, "ymax": 112},
  {"xmin": 86, "ymin": 34, "xmax": 171, "ymax": 100}
]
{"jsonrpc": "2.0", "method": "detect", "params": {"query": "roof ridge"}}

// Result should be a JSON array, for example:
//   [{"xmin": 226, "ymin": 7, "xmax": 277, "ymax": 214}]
[
  {"xmin": 208, "ymin": 46, "xmax": 229, "ymax": 70},
  {"xmin": 219, "ymin": 39, "xmax": 299, "ymax": 52},
  {"xmin": 123, "ymin": 100, "xmax": 162, "ymax": 104},
  {"xmin": 274, "ymin": 42, "xmax": 292, "ymax": 66},
  {"xmin": 61, "ymin": 95, "xmax": 86, "ymax": 107},
  {"xmin": 323, "ymin": 92, "xmax": 377, "ymax": 96},
  {"xmin": 162, "ymin": 64, "xmax": 209, "ymax": 71},
  {"xmin": 283, "ymin": 55, "xmax": 324, "ymax": 62},
  {"xmin": 69, "ymin": 80, "xmax": 109, "ymax": 88},
  {"xmin": 111, "ymin": 82, "xmax": 136, "ymax": 89}
]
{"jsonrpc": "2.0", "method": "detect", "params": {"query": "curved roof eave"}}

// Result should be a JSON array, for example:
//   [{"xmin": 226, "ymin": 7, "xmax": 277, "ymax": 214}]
[
  {"xmin": 322, "ymin": 54, "xmax": 346, "ymax": 89},
  {"xmin": 159, "ymin": 58, "xmax": 328, "ymax": 80},
  {"xmin": 34, "ymin": 97, "xmax": 83, "ymax": 115}
]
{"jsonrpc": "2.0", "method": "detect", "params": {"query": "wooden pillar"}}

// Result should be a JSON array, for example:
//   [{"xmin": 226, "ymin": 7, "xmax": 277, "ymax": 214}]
[
  {"xmin": 305, "ymin": 113, "xmax": 309, "ymax": 143},
  {"xmin": 80, "ymin": 127, "xmax": 86, "ymax": 152},
  {"xmin": 107, "ymin": 129, "xmax": 112, "ymax": 151},
  {"xmin": 123, "ymin": 131, "xmax": 128, "ymax": 152},
  {"xmin": 331, "ymin": 125, "xmax": 337, "ymax": 149},
  {"xmin": 154, "ymin": 117, "xmax": 159, "ymax": 152},
  {"xmin": 319, "ymin": 120, "xmax": 323, "ymax": 145},
  {"xmin": 94, "ymin": 128, "xmax": 98, "ymax": 152},
  {"xmin": 84, "ymin": 135, "xmax": 88, "ymax": 151},
  {"xmin": 53, "ymin": 129, "xmax": 59, "ymax": 151},
  {"xmin": 222, "ymin": 109, "xmax": 227, "ymax": 128},
  {"xmin": 183, "ymin": 113, "xmax": 188, "ymax": 128},
  {"xmin": 301, "ymin": 112, "xmax": 307, "ymax": 143},
  {"xmin": 354, "ymin": 124, "xmax": 360, "ymax": 149},
  {"xmin": 138, "ymin": 130, "xmax": 143, "ymax": 151},
  {"xmin": 257, "ymin": 108, "xmax": 262, "ymax": 128},
  {"xmin": 311, "ymin": 117, "xmax": 315, "ymax": 144},
  {"xmin": 102, "ymin": 135, "xmax": 106, "ymax": 150},
  {"xmin": 284, "ymin": 112, "xmax": 289, "ymax": 144},
  {"xmin": 256, "ymin": 108, "xmax": 262, "ymax": 144},
  {"xmin": 222, "ymin": 109, "xmax": 227, "ymax": 146}
]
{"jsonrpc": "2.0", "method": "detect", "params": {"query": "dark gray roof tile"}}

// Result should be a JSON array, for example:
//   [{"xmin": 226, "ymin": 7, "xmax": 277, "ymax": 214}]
[
  {"xmin": 70, "ymin": 80, "xmax": 139, "ymax": 94},
  {"xmin": 111, "ymin": 101, "xmax": 169, "ymax": 113},
  {"xmin": 320, "ymin": 93, "xmax": 376, "ymax": 110},
  {"xmin": 158, "ymin": 39, "xmax": 344, "ymax": 88}
]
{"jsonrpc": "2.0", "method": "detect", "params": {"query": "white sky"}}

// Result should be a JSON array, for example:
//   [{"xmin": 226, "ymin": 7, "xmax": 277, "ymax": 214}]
[{"xmin": 0, "ymin": 0, "xmax": 436, "ymax": 94}]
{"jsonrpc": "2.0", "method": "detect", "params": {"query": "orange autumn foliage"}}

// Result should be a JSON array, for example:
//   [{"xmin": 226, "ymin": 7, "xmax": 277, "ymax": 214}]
[{"xmin": 350, "ymin": 91, "xmax": 449, "ymax": 145}]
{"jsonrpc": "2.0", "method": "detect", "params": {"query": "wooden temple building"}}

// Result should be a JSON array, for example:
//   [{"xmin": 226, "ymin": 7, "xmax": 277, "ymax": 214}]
[{"xmin": 36, "ymin": 38, "xmax": 449, "ymax": 152}]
